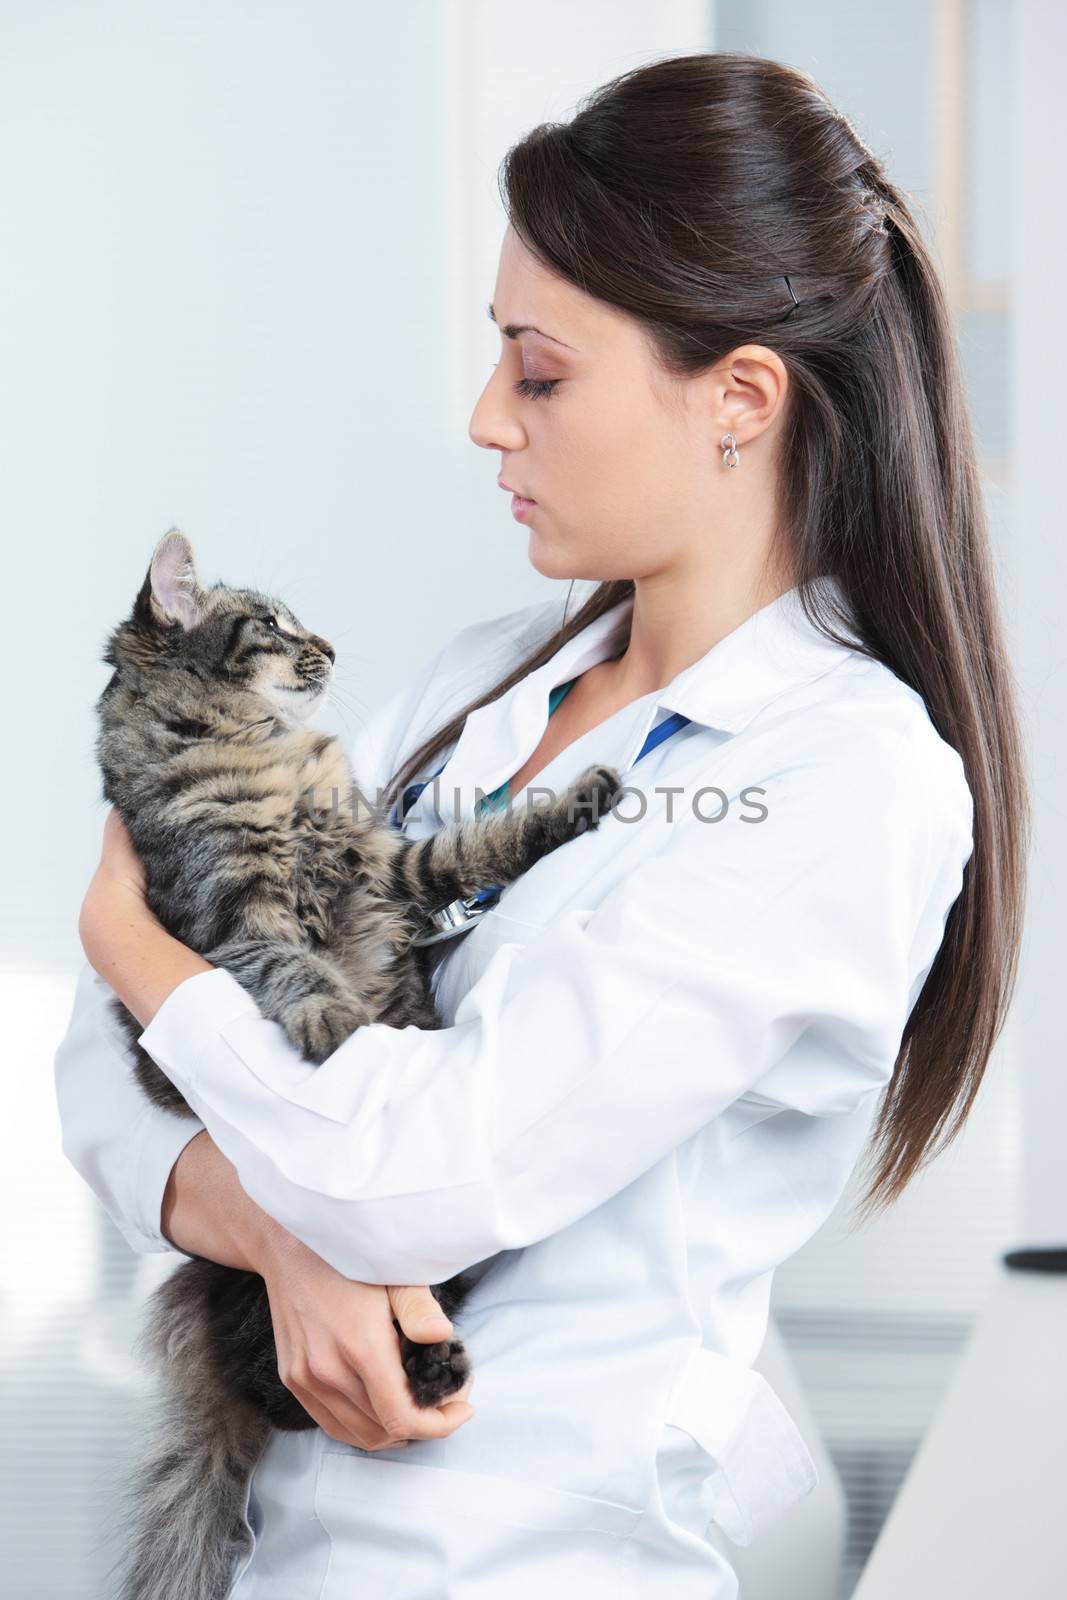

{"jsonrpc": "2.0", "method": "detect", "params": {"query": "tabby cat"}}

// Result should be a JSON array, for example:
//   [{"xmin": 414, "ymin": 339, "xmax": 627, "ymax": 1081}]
[{"xmin": 94, "ymin": 529, "xmax": 623, "ymax": 1600}]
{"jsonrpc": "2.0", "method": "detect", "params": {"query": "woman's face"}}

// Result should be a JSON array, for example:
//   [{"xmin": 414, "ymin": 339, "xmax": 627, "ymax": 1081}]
[{"xmin": 469, "ymin": 224, "xmax": 756, "ymax": 584}]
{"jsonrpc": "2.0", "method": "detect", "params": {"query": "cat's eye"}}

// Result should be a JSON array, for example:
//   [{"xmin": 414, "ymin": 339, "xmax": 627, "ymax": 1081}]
[{"xmin": 261, "ymin": 614, "xmax": 279, "ymax": 632}]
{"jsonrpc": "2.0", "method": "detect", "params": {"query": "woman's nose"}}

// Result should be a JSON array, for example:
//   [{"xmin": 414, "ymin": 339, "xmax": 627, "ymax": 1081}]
[{"xmin": 469, "ymin": 368, "xmax": 526, "ymax": 453}]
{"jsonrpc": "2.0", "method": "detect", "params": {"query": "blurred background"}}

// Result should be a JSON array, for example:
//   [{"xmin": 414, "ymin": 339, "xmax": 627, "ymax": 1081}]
[{"xmin": 2, "ymin": 2, "xmax": 1061, "ymax": 1596}]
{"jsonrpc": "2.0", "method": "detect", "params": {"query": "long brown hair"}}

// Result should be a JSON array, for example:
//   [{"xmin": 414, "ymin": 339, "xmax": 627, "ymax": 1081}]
[{"xmin": 386, "ymin": 52, "xmax": 1030, "ymax": 1221}]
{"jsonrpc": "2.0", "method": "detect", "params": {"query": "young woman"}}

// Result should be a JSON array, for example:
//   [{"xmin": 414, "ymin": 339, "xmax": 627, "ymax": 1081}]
[{"xmin": 59, "ymin": 51, "xmax": 1027, "ymax": 1600}]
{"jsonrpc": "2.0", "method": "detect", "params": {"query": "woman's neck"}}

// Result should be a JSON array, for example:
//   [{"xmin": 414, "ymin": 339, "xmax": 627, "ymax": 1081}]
[{"xmin": 606, "ymin": 562, "xmax": 796, "ymax": 700}]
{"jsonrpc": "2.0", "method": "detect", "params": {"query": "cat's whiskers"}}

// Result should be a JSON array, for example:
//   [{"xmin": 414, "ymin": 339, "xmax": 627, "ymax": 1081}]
[
  {"xmin": 327, "ymin": 680, "xmax": 371, "ymax": 711},
  {"xmin": 322, "ymin": 707, "xmax": 356, "ymax": 743},
  {"xmin": 324, "ymin": 680, "xmax": 375, "ymax": 727}
]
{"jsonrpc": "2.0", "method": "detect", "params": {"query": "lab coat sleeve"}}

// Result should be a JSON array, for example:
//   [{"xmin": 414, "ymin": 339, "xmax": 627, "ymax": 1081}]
[
  {"xmin": 53, "ymin": 959, "xmax": 207, "ymax": 1254},
  {"xmin": 134, "ymin": 719, "xmax": 975, "ymax": 1286}
]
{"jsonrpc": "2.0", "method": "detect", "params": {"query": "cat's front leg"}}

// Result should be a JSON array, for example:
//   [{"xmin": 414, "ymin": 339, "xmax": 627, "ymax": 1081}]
[
  {"xmin": 473, "ymin": 761, "xmax": 627, "ymax": 885},
  {"xmin": 206, "ymin": 937, "xmax": 374, "ymax": 1066},
  {"xmin": 391, "ymin": 762, "xmax": 624, "ymax": 913}
]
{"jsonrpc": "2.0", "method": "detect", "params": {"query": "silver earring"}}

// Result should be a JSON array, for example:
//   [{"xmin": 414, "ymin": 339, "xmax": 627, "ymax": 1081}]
[{"xmin": 720, "ymin": 432, "xmax": 740, "ymax": 468}]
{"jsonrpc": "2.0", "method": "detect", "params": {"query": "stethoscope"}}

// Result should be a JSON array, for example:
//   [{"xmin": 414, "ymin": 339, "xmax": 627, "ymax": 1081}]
[{"xmin": 393, "ymin": 708, "xmax": 693, "ymax": 947}]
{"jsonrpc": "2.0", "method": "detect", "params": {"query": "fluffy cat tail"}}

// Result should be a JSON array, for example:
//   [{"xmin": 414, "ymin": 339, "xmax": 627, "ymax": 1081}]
[{"xmin": 113, "ymin": 1262, "xmax": 272, "ymax": 1600}]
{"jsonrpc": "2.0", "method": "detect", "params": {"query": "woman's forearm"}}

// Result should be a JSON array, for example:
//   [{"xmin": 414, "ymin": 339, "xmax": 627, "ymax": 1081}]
[
  {"xmin": 80, "ymin": 891, "xmax": 214, "ymax": 1029},
  {"xmin": 162, "ymin": 1128, "xmax": 297, "ymax": 1272}
]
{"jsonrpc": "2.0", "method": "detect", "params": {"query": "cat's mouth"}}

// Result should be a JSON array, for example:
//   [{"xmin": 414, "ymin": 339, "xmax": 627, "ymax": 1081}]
[
  {"xmin": 281, "ymin": 666, "xmax": 333, "ymax": 700},
  {"xmin": 263, "ymin": 665, "xmax": 333, "ymax": 721},
  {"xmin": 280, "ymin": 678, "xmax": 328, "ymax": 696}
]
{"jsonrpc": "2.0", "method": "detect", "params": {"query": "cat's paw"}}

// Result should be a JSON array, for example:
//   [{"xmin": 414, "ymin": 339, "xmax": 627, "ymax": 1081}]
[
  {"xmin": 557, "ymin": 763, "xmax": 624, "ymax": 836},
  {"xmin": 399, "ymin": 1334, "xmax": 472, "ymax": 1407},
  {"xmin": 282, "ymin": 995, "xmax": 365, "ymax": 1065}
]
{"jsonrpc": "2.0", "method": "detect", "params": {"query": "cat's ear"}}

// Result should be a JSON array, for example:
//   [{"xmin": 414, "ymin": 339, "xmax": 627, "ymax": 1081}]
[{"xmin": 135, "ymin": 528, "xmax": 206, "ymax": 631}]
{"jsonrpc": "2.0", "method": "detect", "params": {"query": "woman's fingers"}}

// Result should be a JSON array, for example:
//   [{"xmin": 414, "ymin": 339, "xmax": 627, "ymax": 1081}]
[
  {"xmin": 286, "ymin": 1331, "xmax": 475, "ymax": 1449},
  {"xmin": 300, "ymin": 1356, "xmax": 473, "ymax": 1452},
  {"xmin": 354, "ymin": 1329, "xmax": 475, "ymax": 1444},
  {"xmin": 382, "ymin": 1284, "xmax": 476, "ymax": 1437},
  {"xmin": 97, "ymin": 807, "xmax": 148, "ymax": 897},
  {"xmin": 288, "ymin": 1369, "xmax": 405, "ymax": 1451},
  {"xmin": 388, "ymin": 1284, "xmax": 453, "ymax": 1342}
]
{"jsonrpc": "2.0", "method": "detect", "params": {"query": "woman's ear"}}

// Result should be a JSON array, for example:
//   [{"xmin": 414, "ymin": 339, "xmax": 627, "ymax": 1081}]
[{"xmin": 715, "ymin": 345, "xmax": 790, "ymax": 449}]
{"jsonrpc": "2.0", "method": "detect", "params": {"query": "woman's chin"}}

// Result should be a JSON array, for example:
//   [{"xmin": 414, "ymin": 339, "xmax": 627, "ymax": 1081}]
[
  {"xmin": 525, "ymin": 530, "xmax": 576, "ymax": 581},
  {"xmin": 528, "ymin": 548, "xmax": 598, "ymax": 583}
]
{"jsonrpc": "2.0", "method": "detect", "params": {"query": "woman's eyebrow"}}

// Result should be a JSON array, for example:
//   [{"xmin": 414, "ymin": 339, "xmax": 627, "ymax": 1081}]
[{"xmin": 487, "ymin": 303, "xmax": 577, "ymax": 351}]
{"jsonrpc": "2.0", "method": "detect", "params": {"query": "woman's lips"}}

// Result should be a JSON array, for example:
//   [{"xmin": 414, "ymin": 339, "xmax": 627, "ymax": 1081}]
[{"xmin": 511, "ymin": 493, "xmax": 536, "ymax": 519}]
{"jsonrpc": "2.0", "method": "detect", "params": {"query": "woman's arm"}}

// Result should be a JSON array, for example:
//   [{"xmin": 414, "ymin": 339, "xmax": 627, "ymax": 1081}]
[
  {"xmin": 77, "ymin": 806, "xmax": 215, "ymax": 1027},
  {"xmin": 100, "ymin": 722, "xmax": 975, "ymax": 1288},
  {"xmin": 53, "ymin": 958, "xmax": 210, "ymax": 1255},
  {"xmin": 160, "ymin": 1127, "xmax": 274, "ymax": 1268}
]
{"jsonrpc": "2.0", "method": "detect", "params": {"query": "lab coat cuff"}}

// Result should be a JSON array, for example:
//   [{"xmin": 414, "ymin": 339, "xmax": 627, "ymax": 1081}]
[
  {"xmin": 130, "ymin": 1101, "xmax": 208, "ymax": 1252},
  {"xmin": 137, "ymin": 966, "xmax": 261, "ymax": 1105}
]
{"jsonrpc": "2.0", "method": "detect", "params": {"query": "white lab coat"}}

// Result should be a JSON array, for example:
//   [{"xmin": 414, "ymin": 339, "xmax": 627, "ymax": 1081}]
[{"xmin": 54, "ymin": 576, "xmax": 974, "ymax": 1598}]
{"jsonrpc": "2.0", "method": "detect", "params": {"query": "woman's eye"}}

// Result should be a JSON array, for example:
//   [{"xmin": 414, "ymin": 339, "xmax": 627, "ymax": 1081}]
[{"xmin": 513, "ymin": 377, "xmax": 561, "ymax": 400}]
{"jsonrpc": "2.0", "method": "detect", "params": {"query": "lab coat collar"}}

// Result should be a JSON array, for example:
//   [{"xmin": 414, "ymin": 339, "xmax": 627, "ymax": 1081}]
[
  {"xmin": 657, "ymin": 573, "xmax": 862, "ymax": 733},
  {"xmin": 430, "ymin": 574, "xmax": 860, "ymax": 821}
]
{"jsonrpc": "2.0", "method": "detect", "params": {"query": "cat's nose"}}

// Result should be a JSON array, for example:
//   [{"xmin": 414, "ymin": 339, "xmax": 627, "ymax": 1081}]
[{"xmin": 312, "ymin": 635, "xmax": 336, "ymax": 664}]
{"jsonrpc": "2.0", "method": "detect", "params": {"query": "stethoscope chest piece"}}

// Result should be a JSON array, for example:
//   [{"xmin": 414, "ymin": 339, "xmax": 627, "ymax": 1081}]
[{"xmin": 411, "ymin": 887, "xmax": 503, "ymax": 947}]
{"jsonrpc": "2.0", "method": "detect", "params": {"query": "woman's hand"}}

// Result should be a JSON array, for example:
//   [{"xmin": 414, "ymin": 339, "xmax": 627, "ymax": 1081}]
[
  {"xmin": 78, "ymin": 807, "xmax": 210, "ymax": 1023},
  {"xmin": 78, "ymin": 807, "xmax": 160, "ymax": 965},
  {"xmin": 259, "ymin": 1232, "xmax": 475, "ymax": 1449},
  {"xmin": 91, "ymin": 805, "xmax": 149, "ymax": 901}
]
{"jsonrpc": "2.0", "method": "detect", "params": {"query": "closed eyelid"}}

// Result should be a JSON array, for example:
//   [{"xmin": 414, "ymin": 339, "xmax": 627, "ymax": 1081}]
[
  {"xmin": 497, "ymin": 342, "xmax": 563, "ymax": 375},
  {"xmin": 492, "ymin": 353, "xmax": 563, "ymax": 380},
  {"xmin": 493, "ymin": 328, "xmax": 574, "ymax": 367}
]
